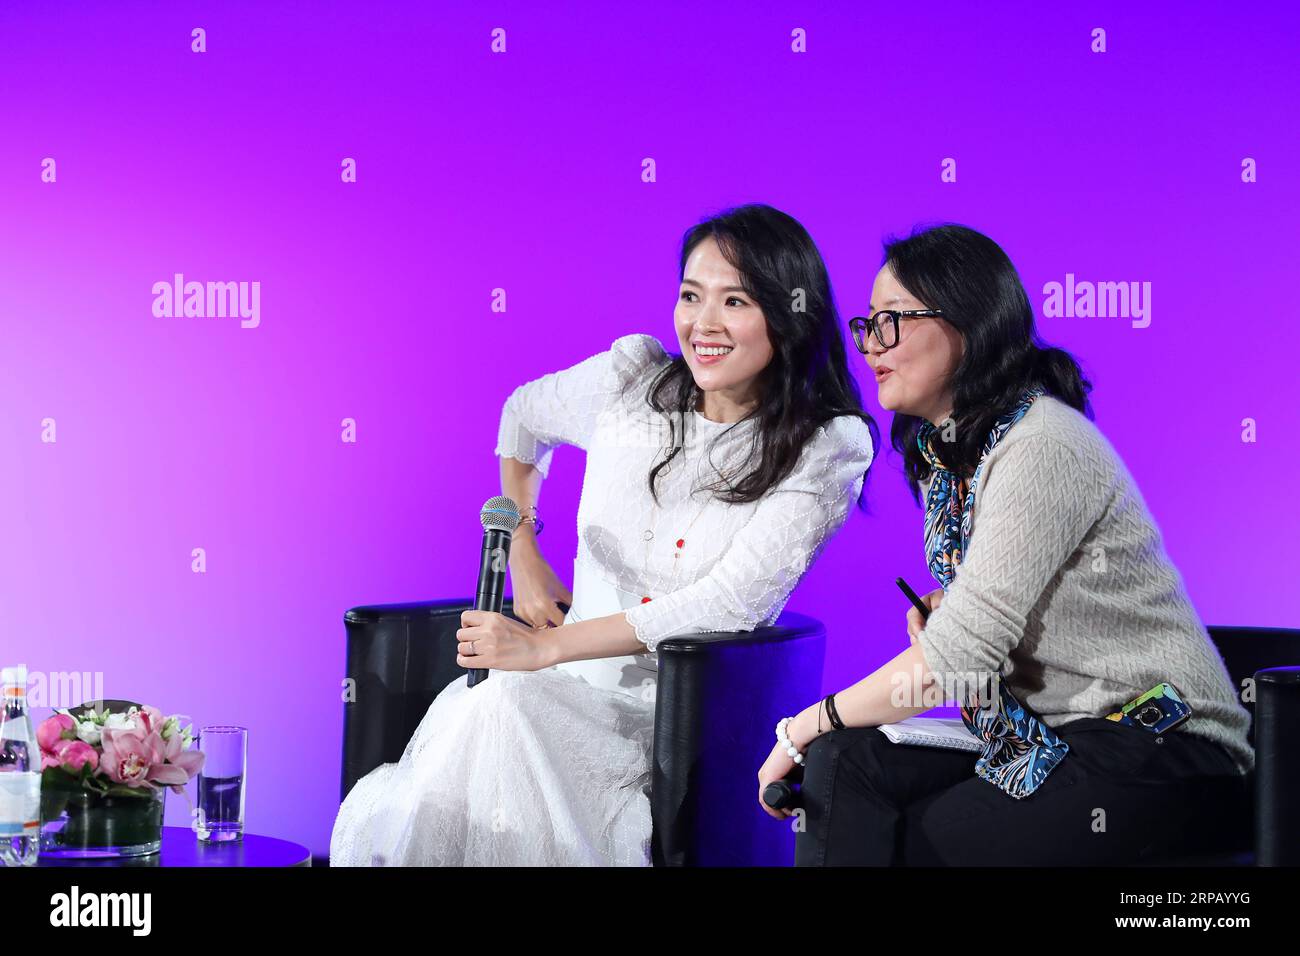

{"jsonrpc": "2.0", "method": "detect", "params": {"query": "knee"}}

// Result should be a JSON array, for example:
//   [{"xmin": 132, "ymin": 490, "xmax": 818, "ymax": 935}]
[
  {"xmin": 802, "ymin": 727, "xmax": 890, "ymax": 791},
  {"xmin": 461, "ymin": 670, "xmax": 544, "ymax": 714},
  {"xmin": 462, "ymin": 670, "xmax": 523, "ymax": 701}
]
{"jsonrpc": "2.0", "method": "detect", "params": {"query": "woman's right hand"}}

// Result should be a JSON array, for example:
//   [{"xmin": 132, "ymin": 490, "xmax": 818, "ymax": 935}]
[
  {"xmin": 906, "ymin": 588, "xmax": 944, "ymax": 644},
  {"xmin": 508, "ymin": 536, "xmax": 574, "ymax": 629}
]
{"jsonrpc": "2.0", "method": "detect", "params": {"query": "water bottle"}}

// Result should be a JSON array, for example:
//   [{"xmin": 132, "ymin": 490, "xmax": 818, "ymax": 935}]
[{"xmin": 0, "ymin": 665, "xmax": 41, "ymax": 866}]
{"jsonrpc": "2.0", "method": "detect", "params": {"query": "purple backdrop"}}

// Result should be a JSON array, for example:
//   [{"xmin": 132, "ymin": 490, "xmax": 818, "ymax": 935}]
[{"xmin": 2, "ymin": 2, "xmax": 1296, "ymax": 860}]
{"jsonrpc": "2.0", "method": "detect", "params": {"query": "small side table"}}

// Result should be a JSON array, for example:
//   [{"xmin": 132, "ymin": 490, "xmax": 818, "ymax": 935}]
[{"xmin": 37, "ymin": 826, "xmax": 311, "ymax": 867}]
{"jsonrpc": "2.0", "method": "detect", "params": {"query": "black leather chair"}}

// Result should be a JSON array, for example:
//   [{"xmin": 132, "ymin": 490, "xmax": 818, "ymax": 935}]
[
  {"xmin": 1138, "ymin": 626, "xmax": 1300, "ymax": 867},
  {"xmin": 338, "ymin": 598, "xmax": 825, "ymax": 866}
]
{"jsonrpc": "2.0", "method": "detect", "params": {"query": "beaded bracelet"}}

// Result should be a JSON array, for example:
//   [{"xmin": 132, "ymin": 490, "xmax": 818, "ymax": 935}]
[{"xmin": 776, "ymin": 716, "xmax": 805, "ymax": 765}]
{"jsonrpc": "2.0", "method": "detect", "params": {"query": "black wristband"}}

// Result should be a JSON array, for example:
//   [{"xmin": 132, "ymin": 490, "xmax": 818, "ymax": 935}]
[{"xmin": 824, "ymin": 693, "xmax": 845, "ymax": 731}]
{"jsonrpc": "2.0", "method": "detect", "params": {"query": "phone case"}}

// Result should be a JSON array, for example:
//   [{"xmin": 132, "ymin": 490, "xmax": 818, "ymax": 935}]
[{"xmin": 1105, "ymin": 682, "xmax": 1192, "ymax": 734}]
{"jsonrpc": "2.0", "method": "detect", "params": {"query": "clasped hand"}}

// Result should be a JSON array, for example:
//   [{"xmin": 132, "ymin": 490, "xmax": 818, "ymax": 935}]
[{"xmin": 456, "ymin": 609, "xmax": 557, "ymax": 672}]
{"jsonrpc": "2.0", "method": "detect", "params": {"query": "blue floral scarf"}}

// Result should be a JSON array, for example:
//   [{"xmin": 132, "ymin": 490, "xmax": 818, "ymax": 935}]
[{"xmin": 918, "ymin": 388, "xmax": 1070, "ymax": 799}]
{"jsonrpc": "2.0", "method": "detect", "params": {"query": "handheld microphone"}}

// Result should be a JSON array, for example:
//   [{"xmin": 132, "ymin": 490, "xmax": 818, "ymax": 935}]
[
  {"xmin": 469, "ymin": 495, "xmax": 521, "ymax": 688},
  {"xmin": 762, "ymin": 765, "xmax": 805, "ymax": 811}
]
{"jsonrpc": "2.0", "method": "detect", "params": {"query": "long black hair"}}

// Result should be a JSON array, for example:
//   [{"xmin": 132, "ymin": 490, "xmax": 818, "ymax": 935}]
[
  {"xmin": 883, "ymin": 223, "xmax": 1092, "ymax": 503},
  {"xmin": 622, "ymin": 203, "xmax": 878, "ymax": 511}
]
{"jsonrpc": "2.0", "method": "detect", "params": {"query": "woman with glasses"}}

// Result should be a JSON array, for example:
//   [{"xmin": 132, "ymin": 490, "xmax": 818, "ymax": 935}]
[
  {"xmin": 758, "ymin": 223, "xmax": 1253, "ymax": 865},
  {"xmin": 331, "ymin": 203, "xmax": 877, "ymax": 866}
]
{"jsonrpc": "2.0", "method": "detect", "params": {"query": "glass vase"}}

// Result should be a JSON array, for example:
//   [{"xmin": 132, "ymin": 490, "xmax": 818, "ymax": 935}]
[{"xmin": 39, "ymin": 781, "xmax": 166, "ymax": 859}]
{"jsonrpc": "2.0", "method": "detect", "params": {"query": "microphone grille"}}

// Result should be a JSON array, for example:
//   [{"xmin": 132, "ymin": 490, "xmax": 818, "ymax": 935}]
[{"xmin": 480, "ymin": 496, "xmax": 521, "ymax": 532}]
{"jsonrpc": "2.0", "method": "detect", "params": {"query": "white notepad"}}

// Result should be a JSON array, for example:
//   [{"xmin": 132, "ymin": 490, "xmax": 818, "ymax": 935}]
[{"xmin": 877, "ymin": 716, "xmax": 983, "ymax": 753}]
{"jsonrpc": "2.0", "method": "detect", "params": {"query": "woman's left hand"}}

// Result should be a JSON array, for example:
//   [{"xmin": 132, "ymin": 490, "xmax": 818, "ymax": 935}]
[{"xmin": 456, "ymin": 610, "xmax": 557, "ymax": 672}]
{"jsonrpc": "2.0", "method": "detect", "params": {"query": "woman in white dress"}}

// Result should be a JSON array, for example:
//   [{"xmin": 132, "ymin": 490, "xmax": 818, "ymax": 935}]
[{"xmin": 330, "ymin": 203, "xmax": 877, "ymax": 866}]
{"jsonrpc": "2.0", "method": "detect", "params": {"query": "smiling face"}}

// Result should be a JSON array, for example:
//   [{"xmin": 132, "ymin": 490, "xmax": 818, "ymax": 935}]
[
  {"xmin": 863, "ymin": 264, "xmax": 965, "ymax": 424},
  {"xmin": 674, "ymin": 236, "xmax": 775, "ymax": 422}
]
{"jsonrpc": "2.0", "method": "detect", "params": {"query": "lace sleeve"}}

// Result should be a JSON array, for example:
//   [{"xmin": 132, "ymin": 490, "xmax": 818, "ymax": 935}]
[
  {"xmin": 622, "ymin": 415, "xmax": 875, "ymax": 651},
  {"xmin": 494, "ymin": 333, "xmax": 667, "ymax": 477}
]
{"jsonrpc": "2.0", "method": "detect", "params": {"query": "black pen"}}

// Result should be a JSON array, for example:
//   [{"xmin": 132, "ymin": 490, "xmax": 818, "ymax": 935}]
[{"xmin": 896, "ymin": 576, "xmax": 931, "ymax": 621}]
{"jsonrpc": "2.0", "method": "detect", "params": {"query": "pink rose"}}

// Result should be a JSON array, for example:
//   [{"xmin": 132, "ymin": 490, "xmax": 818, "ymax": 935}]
[
  {"xmin": 37, "ymin": 713, "xmax": 78, "ymax": 770},
  {"xmin": 54, "ymin": 739, "xmax": 99, "ymax": 774}
]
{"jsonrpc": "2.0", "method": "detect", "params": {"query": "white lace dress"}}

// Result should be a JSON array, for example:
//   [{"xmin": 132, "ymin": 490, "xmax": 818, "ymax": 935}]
[{"xmin": 329, "ymin": 333, "xmax": 874, "ymax": 866}]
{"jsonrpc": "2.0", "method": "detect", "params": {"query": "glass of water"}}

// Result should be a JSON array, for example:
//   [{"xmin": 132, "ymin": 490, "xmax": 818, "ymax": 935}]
[{"xmin": 196, "ymin": 726, "xmax": 247, "ymax": 843}]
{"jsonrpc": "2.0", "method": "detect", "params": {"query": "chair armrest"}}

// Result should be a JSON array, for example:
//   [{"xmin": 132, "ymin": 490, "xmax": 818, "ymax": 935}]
[
  {"xmin": 651, "ymin": 611, "xmax": 826, "ymax": 866},
  {"xmin": 1255, "ymin": 665, "xmax": 1300, "ymax": 866},
  {"xmin": 340, "ymin": 598, "xmax": 524, "ymax": 802}
]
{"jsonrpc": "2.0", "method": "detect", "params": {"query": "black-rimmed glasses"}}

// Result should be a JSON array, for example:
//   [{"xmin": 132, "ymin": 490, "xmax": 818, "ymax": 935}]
[{"xmin": 848, "ymin": 309, "xmax": 945, "ymax": 352}]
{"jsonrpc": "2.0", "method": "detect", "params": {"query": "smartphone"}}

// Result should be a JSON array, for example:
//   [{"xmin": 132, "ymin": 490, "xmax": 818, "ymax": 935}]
[{"xmin": 1105, "ymin": 682, "xmax": 1192, "ymax": 735}]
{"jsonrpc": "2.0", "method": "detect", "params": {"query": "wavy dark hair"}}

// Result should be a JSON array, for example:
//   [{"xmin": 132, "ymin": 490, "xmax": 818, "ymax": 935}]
[
  {"xmin": 620, "ymin": 203, "xmax": 878, "ymax": 511},
  {"xmin": 882, "ymin": 223, "xmax": 1093, "ymax": 503}
]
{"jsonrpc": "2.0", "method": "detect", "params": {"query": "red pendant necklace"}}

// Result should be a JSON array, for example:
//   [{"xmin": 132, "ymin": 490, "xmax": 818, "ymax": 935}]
[
  {"xmin": 639, "ymin": 404, "xmax": 745, "ymax": 603},
  {"xmin": 639, "ymin": 496, "xmax": 710, "ymax": 603}
]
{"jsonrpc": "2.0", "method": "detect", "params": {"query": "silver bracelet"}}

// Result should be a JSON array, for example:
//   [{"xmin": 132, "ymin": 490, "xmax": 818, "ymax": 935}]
[{"xmin": 517, "ymin": 506, "xmax": 544, "ymax": 536}]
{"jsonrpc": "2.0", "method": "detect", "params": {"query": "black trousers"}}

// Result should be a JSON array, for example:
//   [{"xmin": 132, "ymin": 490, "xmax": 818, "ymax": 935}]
[{"xmin": 794, "ymin": 717, "xmax": 1251, "ymax": 866}]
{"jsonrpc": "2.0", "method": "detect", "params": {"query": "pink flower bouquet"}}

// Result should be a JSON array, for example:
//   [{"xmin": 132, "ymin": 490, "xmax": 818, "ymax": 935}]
[
  {"xmin": 38, "ymin": 698, "xmax": 205, "ymax": 798},
  {"xmin": 37, "ymin": 698, "xmax": 207, "ymax": 857}
]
